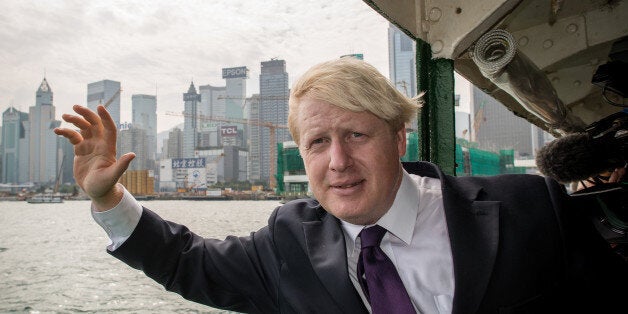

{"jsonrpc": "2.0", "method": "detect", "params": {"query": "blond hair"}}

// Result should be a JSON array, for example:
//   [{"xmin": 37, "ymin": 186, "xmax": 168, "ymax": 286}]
[{"xmin": 288, "ymin": 57, "xmax": 421, "ymax": 144}]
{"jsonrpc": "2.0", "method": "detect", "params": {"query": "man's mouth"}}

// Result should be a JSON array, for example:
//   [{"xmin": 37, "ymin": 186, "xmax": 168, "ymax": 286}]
[{"xmin": 331, "ymin": 179, "xmax": 365, "ymax": 189}]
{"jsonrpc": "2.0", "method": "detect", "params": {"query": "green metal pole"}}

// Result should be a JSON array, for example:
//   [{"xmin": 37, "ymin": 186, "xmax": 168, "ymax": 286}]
[
  {"xmin": 416, "ymin": 40, "xmax": 431, "ymax": 163},
  {"xmin": 415, "ymin": 39, "xmax": 456, "ymax": 175}
]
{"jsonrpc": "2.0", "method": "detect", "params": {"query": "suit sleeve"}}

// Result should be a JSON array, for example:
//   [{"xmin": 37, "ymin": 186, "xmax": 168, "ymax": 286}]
[
  {"xmin": 110, "ymin": 207, "xmax": 282, "ymax": 313},
  {"xmin": 544, "ymin": 177, "xmax": 627, "ymax": 311}
]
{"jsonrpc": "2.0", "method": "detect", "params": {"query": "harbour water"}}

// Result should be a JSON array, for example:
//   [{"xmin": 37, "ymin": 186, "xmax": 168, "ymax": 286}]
[{"xmin": 0, "ymin": 200, "xmax": 281, "ymax": 313}]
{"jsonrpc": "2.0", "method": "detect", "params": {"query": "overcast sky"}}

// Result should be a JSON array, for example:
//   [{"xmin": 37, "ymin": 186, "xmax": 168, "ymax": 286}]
[{"xmin": 0, "ymin": 0, "xmax": 399, "ymax": 132}]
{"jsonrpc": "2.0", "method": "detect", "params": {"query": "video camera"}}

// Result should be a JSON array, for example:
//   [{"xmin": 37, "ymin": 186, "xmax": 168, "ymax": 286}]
[{"xmin": 570, "ymin": 111, "xmax": 627, "ymax": 259}]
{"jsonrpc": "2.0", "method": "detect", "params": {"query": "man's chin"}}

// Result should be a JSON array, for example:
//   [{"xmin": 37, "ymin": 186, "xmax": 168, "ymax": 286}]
[{"xmin": 327, "ymin": 205, "xmax": 377, "ymax": 225}]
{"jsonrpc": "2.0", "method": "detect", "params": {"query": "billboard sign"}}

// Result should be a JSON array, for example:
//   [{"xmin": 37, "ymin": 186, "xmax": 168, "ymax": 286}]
[
  {"xmin": 220, "ymin": 126, "xmax": 238, "ymax": 137},
  {"xmin": 172, "ymin": 158, "xmax": 206, "ymax": 169},
  {"xmin": 118, "ymin": 122, "xmax": 132, "ymax": 131},
  {"xmin": 222, "ymin": 66, "xmax": 248, "ymax": 79}
]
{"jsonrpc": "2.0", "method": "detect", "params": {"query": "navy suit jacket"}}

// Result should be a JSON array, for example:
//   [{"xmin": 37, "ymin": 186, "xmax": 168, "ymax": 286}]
[{"xmin": 111, "ymin": 162, "xmax": 627, "ymax": 313}]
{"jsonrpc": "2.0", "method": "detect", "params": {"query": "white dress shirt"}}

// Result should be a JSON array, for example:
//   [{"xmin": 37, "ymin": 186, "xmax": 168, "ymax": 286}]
[
  {"xmin": 92, "ymin": 185, "xmax": 142, "ymax": 251},
  {"xmin": 341, "ymin": 170, "xmax": 454, "ymax": 314},
  {"xmin": 92, "ymin": 170, "xmax": 454, "ymax": 313}
]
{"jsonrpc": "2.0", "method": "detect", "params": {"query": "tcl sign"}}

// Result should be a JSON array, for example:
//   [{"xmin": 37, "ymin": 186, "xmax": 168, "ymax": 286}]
[{"xmin": 221, "ymin": 126, "xmax": 238, "ymax": 137}]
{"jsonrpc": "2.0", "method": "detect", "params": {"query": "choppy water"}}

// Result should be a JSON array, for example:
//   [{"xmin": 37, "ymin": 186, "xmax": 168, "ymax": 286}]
[{"xmin": 0, "ymin": 200, "xmax": 280, "ymax": 313}]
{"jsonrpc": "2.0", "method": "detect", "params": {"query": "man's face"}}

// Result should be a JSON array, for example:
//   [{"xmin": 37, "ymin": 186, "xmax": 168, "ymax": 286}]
[{"xmin": 297, "ymin": 97, "xmax": 406, "ymax": 225}]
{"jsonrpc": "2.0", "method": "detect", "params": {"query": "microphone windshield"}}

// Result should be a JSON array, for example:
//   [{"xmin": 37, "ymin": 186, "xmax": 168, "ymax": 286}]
[{"xmin": 536, "ymin": 133, "xmax": 624, "ymax": 183}]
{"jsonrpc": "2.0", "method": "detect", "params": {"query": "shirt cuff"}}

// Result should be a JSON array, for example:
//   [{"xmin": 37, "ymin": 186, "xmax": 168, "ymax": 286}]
[{"xmin": 91, "ymin": 185, "xmax": 142, "ymax": 251}]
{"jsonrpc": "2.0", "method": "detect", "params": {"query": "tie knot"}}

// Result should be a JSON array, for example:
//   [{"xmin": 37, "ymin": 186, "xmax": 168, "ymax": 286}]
[{"xmin": 360, "ymin": 225, "xmax": 387, "ymax": 248}]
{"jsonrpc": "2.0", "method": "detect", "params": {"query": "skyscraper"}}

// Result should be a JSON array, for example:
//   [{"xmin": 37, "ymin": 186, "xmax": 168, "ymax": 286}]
[
  {"xmin": 1, "ymin": 107, "xmax": 28, "ymax": 183},
  {"xmin": 197, "ymin": 67, "xmax": 249, "ymax": 150},
  {"xmin": 118, "ymin": 127, "xmax": 148, "ymax": 171},
  {"xmin": 223, "ymin": 66, "xmax": 248, "ymax": 121},
  {"xmin": 58, "ymin": 135, "xmax": 75, "ymax": 184},
  {"xmin": 131, "ymin": 94, "xmax": 157, "ymax": 162},
  {"xmin": 87, "ymin": 80, "xmax": 121, "ymax": 128},
  {"xmin": 223, "ymin": 66, "xmax": 248, "ymax": 148},
  {"xmin": 198, "ymin": 84, "xmax": 225, "ymax": 148},
  {"xmin": 28, "ymin": 78, "xmax": 60, "ymax": 184},
  {"xmin": 388, "ymin": 23, "xmax": 416, "ymax": 99},
  {"xmin": 246, "ymin": 94, "xmax": 261, "ymax": 183},
  {"xmin": 470, "ymin": 85, "xmax": 547, "ymax": 158},
  {"xmin": 259, "ymin": 59, "xmax": 290, "ymax": 185},
  {"xmin": 183, "ymin": 82, "xmax": 201, "ymax": 157},
  {"xmin": 165, "ymin": 127, "xmax": 183, "ymax": 159}
]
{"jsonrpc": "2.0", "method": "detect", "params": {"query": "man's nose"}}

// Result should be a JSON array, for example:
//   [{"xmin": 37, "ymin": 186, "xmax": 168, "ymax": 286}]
[{"xmin": 329, "ymin": 141, "xmax": 353, "ymax": 172}]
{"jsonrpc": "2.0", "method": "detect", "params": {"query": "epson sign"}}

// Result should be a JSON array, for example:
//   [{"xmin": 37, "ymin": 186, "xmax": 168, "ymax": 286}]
[{"xmin": 222, "ymin": 66, "xmax": 248, "ymax": 79}]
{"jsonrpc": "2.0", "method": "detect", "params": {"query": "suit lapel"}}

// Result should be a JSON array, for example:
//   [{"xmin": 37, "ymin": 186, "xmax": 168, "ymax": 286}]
[
  {"xmin": 301, "ymin": 162, "xmax": 500, "ymax": 314},
  {"xmin": 303, "ymin": 212, "xmax": 367, "ymax": 313},
  {"xmin": 442, "ymin": 176, "xmax": 500, "ymax": 314},
  {"xmin": 406, "ymin": 162, "xmax": 500, "ymax": 314}
]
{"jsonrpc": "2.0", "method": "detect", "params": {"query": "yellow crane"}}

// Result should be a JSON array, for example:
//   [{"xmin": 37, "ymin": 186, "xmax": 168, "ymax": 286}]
[
  {"xmin": 101, "ymin": 88, "xmax": 122, "ymax": 109},
  {"xmin": 165, "ymin": 111, "xmax": 288, "ymax": 190},
  {"xmin": 471, "ymin": 102, "xmax": 486, "ymax": 142}
]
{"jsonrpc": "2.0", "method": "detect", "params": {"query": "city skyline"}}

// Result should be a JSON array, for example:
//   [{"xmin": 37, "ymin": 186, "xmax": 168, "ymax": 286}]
[{"xmin": 0, "ymin": 0, "xmax": 392, "ymax": 133}]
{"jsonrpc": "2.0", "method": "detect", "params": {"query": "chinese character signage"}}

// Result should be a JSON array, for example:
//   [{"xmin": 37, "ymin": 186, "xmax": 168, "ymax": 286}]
[{"xmin": 172, "ymin": 158, "xmax": 206, "ymax": 169}]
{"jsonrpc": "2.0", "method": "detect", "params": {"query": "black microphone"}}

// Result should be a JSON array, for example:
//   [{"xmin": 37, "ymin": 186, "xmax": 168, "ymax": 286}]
[{"xmin": 536, "ymin": 132, "xmax": 625, "ymax": 183}]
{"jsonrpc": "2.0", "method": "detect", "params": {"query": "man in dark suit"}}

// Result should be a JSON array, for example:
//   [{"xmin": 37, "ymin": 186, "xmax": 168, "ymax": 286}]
[{"xmin": 55, "ymin": 57, "xmax": 626, "ymax": 313}]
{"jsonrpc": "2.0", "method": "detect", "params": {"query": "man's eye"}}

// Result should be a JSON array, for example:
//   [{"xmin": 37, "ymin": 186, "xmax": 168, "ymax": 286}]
[
  {"xmin": 351, "ymin": 132, "xmax": 364, "ymax": 138},
  {"xmin": 307, "ymin": 138, "xmax": 326, "ymax": 149}
]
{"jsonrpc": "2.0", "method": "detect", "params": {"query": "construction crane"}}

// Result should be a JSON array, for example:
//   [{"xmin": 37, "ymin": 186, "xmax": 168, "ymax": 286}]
[
  {"xmin": 165, "ymin": 111, "xmax": 288, "ymax": 190},
  {"xmin": 217, "ymin": 95, "xmax": 289, "ymax": 110},
  {"xmin": 101, "ymin": 88, "xmax": 122, "ymax": 109},
  {"xmin": 471, "ymin": 101, "xmax": 486, "ymax": 142}
]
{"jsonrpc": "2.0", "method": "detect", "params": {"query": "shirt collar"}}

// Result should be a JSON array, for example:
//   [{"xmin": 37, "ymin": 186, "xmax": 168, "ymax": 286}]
[{"xmin": 341, "ymin": 169, "xmax": 419, "ymax": 245}]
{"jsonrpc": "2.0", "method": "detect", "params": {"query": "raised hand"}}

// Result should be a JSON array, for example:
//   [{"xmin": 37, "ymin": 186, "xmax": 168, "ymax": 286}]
[{"xmin": 53, "ymin": 105, "xmax": 135, "ymax": 211}]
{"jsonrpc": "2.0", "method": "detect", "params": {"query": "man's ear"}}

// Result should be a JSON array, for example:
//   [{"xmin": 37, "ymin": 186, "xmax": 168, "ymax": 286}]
[{"xmin": 396, "ymin": 127, "xmax": 407, "ymax": 157}]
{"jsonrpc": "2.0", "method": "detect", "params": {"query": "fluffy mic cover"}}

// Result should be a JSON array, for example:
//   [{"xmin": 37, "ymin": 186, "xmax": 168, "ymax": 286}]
[{"xmin": 536, "ymin": 133, "xmax": 624, "ymax": 183}]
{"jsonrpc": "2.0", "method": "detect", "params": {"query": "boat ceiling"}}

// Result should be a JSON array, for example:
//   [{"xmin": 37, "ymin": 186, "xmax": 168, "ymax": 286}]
[{"xmin": 364, "ymin": 0, "xmax": 628, "ymax": 135}]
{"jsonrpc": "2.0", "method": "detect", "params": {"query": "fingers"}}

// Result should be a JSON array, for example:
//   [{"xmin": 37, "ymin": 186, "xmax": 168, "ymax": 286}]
[
  {"xmin": 114, "ymin": 152, "xmax": 136, "ymax": 178},
  {"xmin": 608, "ymin": 166, "xmax": 626, "ymax": 183},
  {"xmin": 57, "ymin": 105, "xmax": 119, "ymax": 140},
  {"xmin": 53, "ymin": 127, "xmax": 84, "ymax": 145},
  {"xmin": 72, "ymin": 105, "xmax": 102, "ymax": 128},
  {"xmin": 97, "ymin": 105, "xmax": 118, "ymax": 139},
  {"xmin": 61, "ymin": 112, "xmax": 91, "ymax": 130}
]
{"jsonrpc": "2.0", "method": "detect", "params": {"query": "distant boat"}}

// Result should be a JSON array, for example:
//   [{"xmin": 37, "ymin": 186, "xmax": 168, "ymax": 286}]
[
  {"xmin": 26, "ymin": 156, "xmax": 65, "ymax": 204},
  {"xmin": 27, "ymin": 194, "xmax": 63, "ymax": 204}
]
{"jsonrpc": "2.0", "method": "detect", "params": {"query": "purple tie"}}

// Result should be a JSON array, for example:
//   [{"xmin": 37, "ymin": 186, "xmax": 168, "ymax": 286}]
[{"xmin": 357, "ymin": 225, "xmax": 416, "ymax": 314}]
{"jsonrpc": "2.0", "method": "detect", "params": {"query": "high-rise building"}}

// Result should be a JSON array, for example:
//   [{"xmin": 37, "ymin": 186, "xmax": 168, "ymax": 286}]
[
  {"xmin": 246, "ymin": 94, "xmax": 261, "ymax": 183},
  {"xmin": 197, "ymin": 67, "xmax": 249, "ymax": 151},
  {"xmin": 199, "ymin": 85, "xmax": 226, "ymax": 119},
  {"xmin": 388, "ymin": 23, "xmax": 416, "ymax": 99},
  {"xmin": 222, "ymin": 145, "xmax": 248, "ymax": 182},
  {"xmin": 470, "ymin": 86, "xmax": 548, "ymax": 158},
  {"xmin": 259, "ymin": 59, "xmax": 290, "ymax": 184},
  {"xmin": 87, "ymin": 80, "xmax": 121, "ymax": 128},
  {"xmin": 388, "ymin": 23, "xmax": 418, "ymax": 132},
  {"xmin": 223, "ymin": 66, "xmax": 248, "ymax": 121},
  {"xmin": 165, "ymin": 127, "xmax": 183, "ymax": 159},
  {"xmin": 223, "ymin": 66, "xmax": 248, "ymax": 148},
  {"xmin": 118, "ymin": 127, "xmax": 148, "ymax": 171},
  {"xmin": 183, "ymin": 82, "xmax": 201, "ymax": 157},
  {"xmin": 58, "ymin": 135, "xmax": 74, "ymax": 184},
  {"xmin": 131, "ymin": 94, "xmax": 157, "ymax": 162},
  {"xmin": 1, "ymin": 107, "xmax": 28, "ymax": 183},
  {"xmin": 198, "ymin": 84, "xmax": 225, "ymax": 148},
  {"xmin": 28, "ymin": 78, "xmax": 60, "ymax": 184}
]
